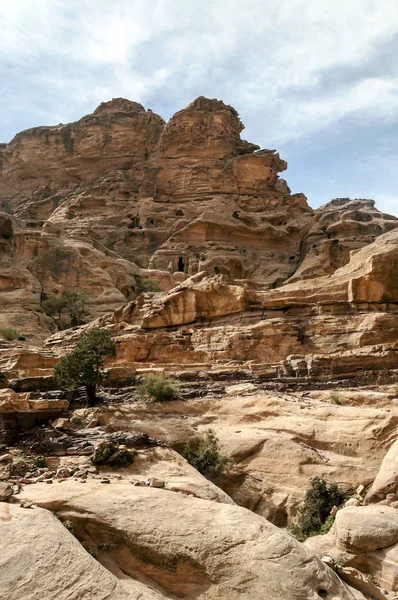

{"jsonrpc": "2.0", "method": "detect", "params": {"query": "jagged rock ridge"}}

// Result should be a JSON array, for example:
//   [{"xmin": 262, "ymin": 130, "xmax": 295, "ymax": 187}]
[{"xmin": 1, "ymin": 96, "xmax": 397, "ymax": 342}]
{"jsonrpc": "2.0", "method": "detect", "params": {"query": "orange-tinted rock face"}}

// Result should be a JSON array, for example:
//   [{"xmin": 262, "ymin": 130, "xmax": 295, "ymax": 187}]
[
  {"xmin": 0, "ymin": 96, "xmax": 397, "ymax": 350},
  {"xmin": 0, "ymin": 98, "xmax": 165, "ymax": 200}
]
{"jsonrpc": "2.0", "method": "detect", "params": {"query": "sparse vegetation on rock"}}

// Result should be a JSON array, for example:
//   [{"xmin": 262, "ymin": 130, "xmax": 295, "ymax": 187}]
[
  {"xmin": 91, "ymin": 440, "xmax": 135, "ymax": 467},
  {"xmin": 34, "ymin": 455, "xmax": 47, "ymax": 468},
  {"xmin": 330, "ymin": 392, "xmax": 343, "ymax": 405},
  {"xmin": 0, "ymin": 326, "xmax": 20, "ymax": 341},
  {"xmin": 181, "ymin": 429, "xmax": 230, "ymax": 478},
  {"xmin": 136, "ymin": 374, "xmax": 179, "ymax": 402},
  {"xmin": 290, "ymin": 476, "xmax": 346, "ymax": 540},
  {"xmin": 130, "ymin": 277, "xmax": 160, "ymax": 299}
]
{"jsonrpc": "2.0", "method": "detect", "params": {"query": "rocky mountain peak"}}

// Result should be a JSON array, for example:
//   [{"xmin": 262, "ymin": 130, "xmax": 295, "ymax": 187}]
[{"xmin": 93, "ymin": 97, "xmax": 146, "ymax": 115}]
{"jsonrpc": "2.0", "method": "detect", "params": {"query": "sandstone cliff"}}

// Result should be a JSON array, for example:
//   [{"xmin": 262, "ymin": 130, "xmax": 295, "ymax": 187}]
[
  {"xmin": 1, "ymin": 97, "xmax": 398, "ymax": 599},
  {"xmin": 1, "ymin": 97, "xmax": 397, "ymax": 345}
]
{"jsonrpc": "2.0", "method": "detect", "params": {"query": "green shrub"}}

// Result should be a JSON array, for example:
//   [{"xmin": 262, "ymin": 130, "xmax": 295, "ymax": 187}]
[
  {"xmin": 290, "ymin": 477, "xmax": 346, "ymax": 540},
  {"xmin": 330, "ymin": 392, "xmax": 342, "ymax": 405},
  {"xmin": 181, "ymin": 429, "xmax": 230, "ymax": 477},
  {"xmin": 42, "ymin": 291, "xmax": 88, "ymax": 328},
  {"xmin": 136, "ymin": 374, "xmax": 179, "ymax": 403},
  {"xmin": 101, "ymin": 235, "xmax": 116, "ymax": 250},
  {"xmin": 318, "ymin": 515, "xmax": 335, "ymax": 535},
  {"xmin": 42, "ymin": 296, "xmax": 66, "ymax": 319},
  {"xmin": 70, "ymin": 415, "xmax": 86, "ymax": 429},
  {"xmin": 0, "ymin": 327, "xmax": 20, "ymax": 341},
  {"xmin": 91, "ymin": 440, "xmax": 134, "ymax": 467},
  {"xmin": 35, "ymin": 455, "xmax": 47, "ymax": 468},
  {"xmin": 130, "ymin": 277, "xmax": 160, "ymax": 300}
]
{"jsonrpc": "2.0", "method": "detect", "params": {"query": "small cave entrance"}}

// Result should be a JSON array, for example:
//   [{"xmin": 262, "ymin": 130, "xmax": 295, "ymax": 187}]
[
  {"xmin": 177, "ymin": 257, "xmax": 185, "ymax": 273},
  {"xmin": 128, "ymin": 216, "xmax": 140, "ymax": 229},
  {"xmin": 0, "ymin": 216, "xmax": 13, "ymax": 239}
]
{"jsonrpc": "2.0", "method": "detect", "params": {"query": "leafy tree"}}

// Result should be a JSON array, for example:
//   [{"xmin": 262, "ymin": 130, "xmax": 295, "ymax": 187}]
[
  {"xmin": 42, "ymin": 296, "xmax": 66, "ymax": 321},
  {"xmin": 63, "ymin": 292, "xmax": 87, "ymax": 326},
  {"xmin": 181, "ymin": 429, "xmax": 230, "ymax": 478},
  {"xmin": 53, "ymin": 328, "xmax": 116, "ymax": 406},
  {"xmin": 42, "ymin": 292, "xmax": 88, "ymax": 328}
]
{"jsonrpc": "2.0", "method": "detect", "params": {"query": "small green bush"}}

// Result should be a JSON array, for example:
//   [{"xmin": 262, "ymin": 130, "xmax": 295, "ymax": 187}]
[
  {"xmin": 35, "ymin": 455, "xmax": 47, "ymax": 468},
  {"xmin": 70, "ymin": 415, "xmax": 86, "ymax": 429},
  {"xmin": 91, "ymin": 440, "xmax": 134, "ymax": 467},
  {"xmin": 101, "ymin": 235, "xmax": 116, "ymax": 250},
  {"xmin": 0, "ymin": 326, "xmax": 20, "ymax": 341},
  {"xmin": 330, "ymin": 392, "xmax": 342, "ymax": 405},
  {"xmin": 130, "ymin": 278, "xmax": 160, "ymax": 300},
  {"xmin": 181, "ymin": 429, "xmax": 230, "ymax": 477},
  {"xmin": 318, "ymin": 515, "xmax": 335, "ymax": 535},
  {"xmin": 136, "ymin": 374, "xmax": 179, "ymax": 403},
  {"xmin": 290, "ymin": 477, "xmax": 346, "ymax": 540}
]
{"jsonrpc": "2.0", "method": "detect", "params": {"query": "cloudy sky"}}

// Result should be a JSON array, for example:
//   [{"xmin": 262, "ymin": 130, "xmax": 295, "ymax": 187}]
[{"xmin": 1, "ymin": 0, "xmax": 398, "ymax": 215}]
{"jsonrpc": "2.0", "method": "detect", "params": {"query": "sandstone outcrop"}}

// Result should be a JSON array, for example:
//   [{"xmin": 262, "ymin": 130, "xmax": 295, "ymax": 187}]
[
  {"xmin": 334, "ymin": 505, "xmax": 398, "ymax": 553},
  {"xmin": 305, "ymin": 440, "xmax": 398, "ymax": 595},
  {"xmin": 1, "ymin": 96, "xmax": 397, "ymax": 348},
  {"xmin": 0, "ymin": 503, "xmax": 162, "ymax": 599},
  {"xmin": 41, "ymin": 227, "xmax": 398, "ymax": 386},
  {"xmin": 365, "ymin": 439, "xmax": 398, "ymax": 504},
  {"xmin": 0, "ymin": 386, "xmax": 68, "ymax": 445},
  {"xmin": 1, "ymin": 95, "xmax": 398, "ymax": 599},
  {"xmin": 90, "ymin": 388, "xmax": 397, "ymax": 525},
  {"xmin": 18, "ymin": 480, "xmax": 366, "ymax": 599}
]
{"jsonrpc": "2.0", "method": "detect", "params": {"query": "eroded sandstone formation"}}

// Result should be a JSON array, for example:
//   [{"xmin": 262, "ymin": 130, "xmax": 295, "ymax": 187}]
[
  {"xmin": 1, "ymin": 96, "xmax": 397, "ymax": 343},
  {"xmin": 1, "ymin": 96, "xmax": 398, "ymax": 600}
]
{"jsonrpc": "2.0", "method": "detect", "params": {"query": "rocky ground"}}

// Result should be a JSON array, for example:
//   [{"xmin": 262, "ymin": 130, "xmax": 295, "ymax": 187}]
[{"xmin": 1, "ymin": 381, "xmax": 398, "ymax": 599}]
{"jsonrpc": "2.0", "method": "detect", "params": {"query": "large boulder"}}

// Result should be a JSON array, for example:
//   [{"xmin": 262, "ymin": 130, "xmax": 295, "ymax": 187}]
[
  {"xmin": 0, "ymin": 482, "xmax": 13, "ymax": 502},
  {"xmin": 18, "ymin": 480, "xmax": 365, "ymax": 599},
  {"xmin": 335, "ymin": 505, "xmax": 398, "ymax": 553},
  {"xmin": 0, "ymin": 502, "xmax": 161, "ymax": 599},
  {"xmin": 365, "ymin": 439, "xmax": 398, "ymax": 504}
]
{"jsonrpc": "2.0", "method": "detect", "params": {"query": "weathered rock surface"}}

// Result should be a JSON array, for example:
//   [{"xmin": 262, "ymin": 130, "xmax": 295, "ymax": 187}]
[
  {"xmin": 18, "ymin": 480, "xmax": 365, "ymax": 599},
  {"xmin": 0, "ymin": 502, "xmax": 161, "ymax": 599},
  {"xmin": 0, "ymin": 482, "xmax": 13, "ymax": 501},
  {"xmin": 0, "ymin": 386, "xmax": 69, "ymax": 445},
  {"xmin": 1, "ymin": 96, "xmax": 397, "ymax": 349},
  {"xmin": 365, "ymin": 439, "xmax": 398, "ymax": 504},
  {"xmin": 38, "ymin": 227, "xmax": 398, "ymax": 388},
  {"xmin": 334, "ymin": 505, "xmax": 398, "ymax": 553},
  {"xmin": 1, "ymin": 95, "xmax": 398, "ymax": 599},
  {"xmin": 92, "ymin": 389, "xmax": 397, "ymax": 524}
]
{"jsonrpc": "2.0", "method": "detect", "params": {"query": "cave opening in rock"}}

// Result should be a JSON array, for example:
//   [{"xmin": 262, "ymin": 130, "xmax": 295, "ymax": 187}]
[{"xmin": 177, "ymin": 257, "xmax": 185, "ymax": 272}]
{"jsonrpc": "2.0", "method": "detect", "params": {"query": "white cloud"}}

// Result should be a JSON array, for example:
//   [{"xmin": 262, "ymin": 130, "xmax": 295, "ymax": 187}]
[
  {"xmin": 1, "ymin": 0, "xmax": 398, "ymax": 133},
  {"xmin": 0, "ymin": 0, "xmax": 398, "ymax": 214}
]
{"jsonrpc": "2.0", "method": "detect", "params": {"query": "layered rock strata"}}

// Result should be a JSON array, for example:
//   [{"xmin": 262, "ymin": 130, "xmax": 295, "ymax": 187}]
[{"xmin": 1, "ymin": 97, "xmax": 397, "ymax": 345}]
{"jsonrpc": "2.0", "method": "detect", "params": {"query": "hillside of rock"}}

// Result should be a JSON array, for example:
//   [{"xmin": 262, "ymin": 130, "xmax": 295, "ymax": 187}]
[
  {"xmin": 1, "ymin": 96, "xmax": 397, "ymax": 344},
  {"xmin": 1, "ymin": 97, "xmax": 398, "ymax": 599}
]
